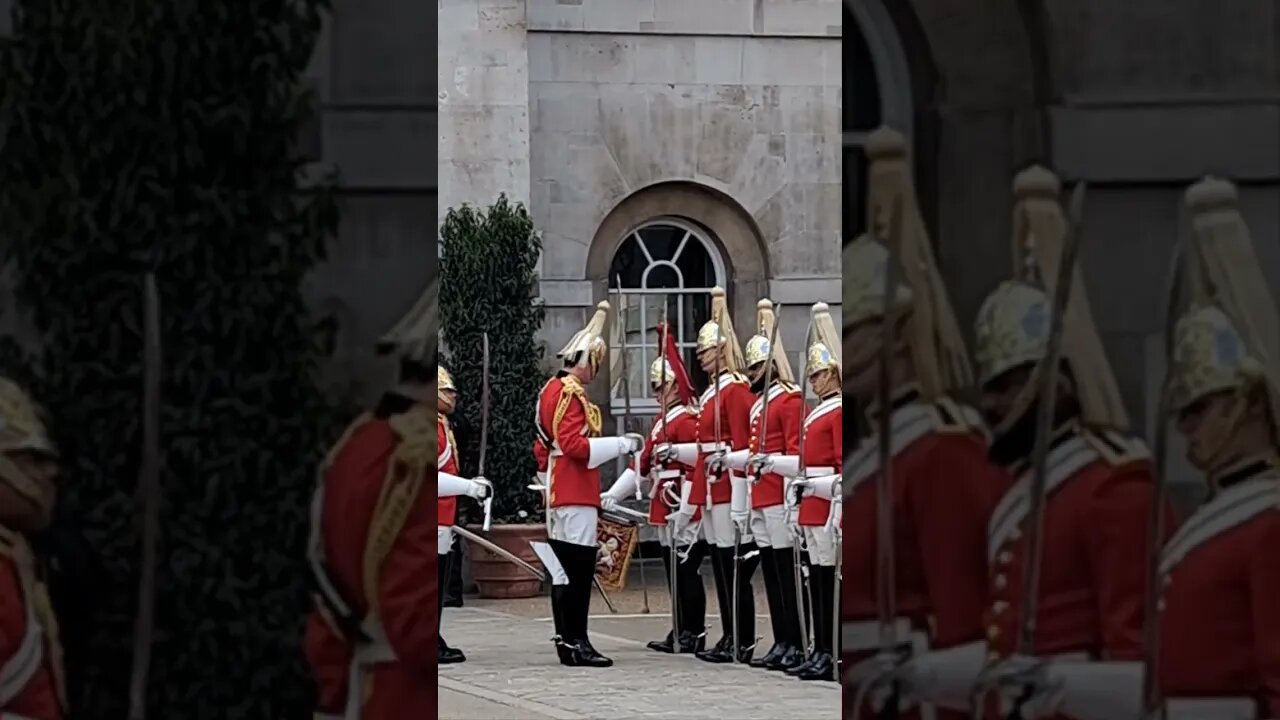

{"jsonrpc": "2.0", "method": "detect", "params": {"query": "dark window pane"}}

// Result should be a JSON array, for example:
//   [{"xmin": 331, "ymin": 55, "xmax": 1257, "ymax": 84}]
[
  {"xmin": 637, "ymin": 225, "xmax": 685, "ymax": 262},
  {"xmin": 675, "ymin": 236, "xmax": 717, "ymax": 288},
  {"xmin": 846, "ymin": 146, "xmax": 867, "ymax": 242},
  {"xmin": 609, "ymin": 235, "xmax": 647, "ymax": 289},
  {"xmin": 848, "ymin": 10, "xmax": 880, "ymax": 132},
  {"xmin": 646, "ymin": 264, "xmax": 680, "ymax": 289}
]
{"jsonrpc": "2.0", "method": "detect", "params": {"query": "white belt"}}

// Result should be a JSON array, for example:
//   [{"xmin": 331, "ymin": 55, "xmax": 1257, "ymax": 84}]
[
  {"xmin": 699, "ymin": 442, "xmax": 729, "ymax": 453},
  {"xmin": 842, "ymin": 619, "xmax": 929, "ymax": 652},
  {"xmin": 1166, "ymin": 698, "xmax": 1257, "ymax": 720},
  {"xmin": 656, "ymin": 469, "xmax": 682, "ymax": 480},
  {"xmin": 805, "ymin": 466, "xmax": 835, "ymax": 476},
  {"xmin": 343, "ymin": 638, "xmax": 397, "ymax": 719}
]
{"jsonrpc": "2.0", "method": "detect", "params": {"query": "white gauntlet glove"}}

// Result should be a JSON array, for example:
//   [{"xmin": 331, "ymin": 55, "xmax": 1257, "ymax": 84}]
[{"xmin": 467, "ymin": 476, "xmax": 493, "ymax": 500}]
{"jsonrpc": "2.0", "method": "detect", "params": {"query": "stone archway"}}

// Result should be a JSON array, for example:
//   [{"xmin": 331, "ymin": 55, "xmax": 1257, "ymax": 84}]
[{"xmin": 585, "ymin": 181, "xmax": 770, "ymax": 335}]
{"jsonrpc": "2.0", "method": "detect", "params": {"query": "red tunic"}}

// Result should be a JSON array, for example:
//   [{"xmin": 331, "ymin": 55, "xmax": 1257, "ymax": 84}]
[
  {"xmin": 304, "ymin": 412, "xmax": 435, "ymax": 719},
  {"xmin": 842, "ymin": 398, "xmax": 1004, "ymax": 720},
  {"xmin": 798, "ymin": 395, "xmax": 842, "ymax": 527},
  {"xmin": 748, "ymin": 382, "xmax": 803, "ymax": 510},
  {"xmin": 690, "ymin": 372, "xmax": 754, "ymax": 507},
  {"xmin": 842, "ymin": 398, "xmax": 1007, "ymax": 651},
  {"xmin": 643, "ymin": 404, "xmax": 701, "ymax": 525},
  {"xmin": 0, "ymin": 528, "xmax": 62, "ymax": 720},
  {"xmin": 1157, "ymin": 473, "xmax": 1280, "ymax": 715},
  {"xmin": 534, "ymin": 375, "xmax": 604, "ymax": 509},
  {"xmin": 982, "ymin": 427, "xmax": 1172, "ymax": 670},
  {"xmin": 438, "ymin": 416, "xmax": 458, "ymax": 527}
]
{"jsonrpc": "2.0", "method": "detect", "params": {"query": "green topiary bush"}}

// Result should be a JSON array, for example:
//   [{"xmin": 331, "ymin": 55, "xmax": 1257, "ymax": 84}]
[
  {"xmin": 0, "ymin": 1, "xmax": 342, "ymax": 717},
  {"xmin": 440, "ymin": 196, "xmax": 547, "ymax": 525}
]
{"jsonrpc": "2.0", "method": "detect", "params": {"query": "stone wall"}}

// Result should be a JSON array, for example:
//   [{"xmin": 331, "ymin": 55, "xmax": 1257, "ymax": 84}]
[
  {"xmin": 874, "ymin": 0, "xmax": 1280, "ymax": 501},
  {"xmin": 526, "ymin": 0, "xmax": 844, "ymax": 364}
]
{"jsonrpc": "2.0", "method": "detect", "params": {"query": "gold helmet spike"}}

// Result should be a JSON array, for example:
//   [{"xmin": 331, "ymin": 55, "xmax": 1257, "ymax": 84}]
[
  {"xmin": 0, "ymin": 377, "xmax": 57, "ymax": 514},
  {"xmin": 745, "ymin": 299, "xmax": 795, "ymax": 383},
  {"xmin": 559, "ymin": 301, "xmax": 611, "ymax": 370},
  {"xmin": 438, "ymin": 365, "xmax": 456, "ymax": 393},
  {"xmin": 861, "ymin": 126, "xmax": 973, "ymax": 399},
  {"xmin": 1169, "ymin": 177, "xmax": 1280, "ymax": 443},
  {"xmin": 695, "ymin": 287, "xmax": 745, "ymax": 372},
  {"xmin": 808, "ymin": 302, "xmax": 841, "ymax": 376},
  {"xmin": 377, "ymin": 279, "xmax": 437, "ymax": 372},
  {"xmin": 999, "ymin": 164, "xmax": 1128, "ymax": 431}
]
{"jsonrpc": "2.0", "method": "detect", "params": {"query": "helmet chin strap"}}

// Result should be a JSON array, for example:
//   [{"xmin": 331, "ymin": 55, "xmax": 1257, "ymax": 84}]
[{"xmin": 1197, "ymin": 391, "xmax": 1251, "ymax": 488}]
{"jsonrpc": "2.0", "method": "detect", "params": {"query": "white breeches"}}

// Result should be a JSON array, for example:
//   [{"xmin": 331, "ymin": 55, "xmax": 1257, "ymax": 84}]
[
  {"xmin": 749, "ymin": 505, "xmax": 794, "ymax": 549},
  {"xmin": 702, "ymin": 503, "xmax": 751, "ymax": 548},
  {"xmin": 550, "ymin": 506, "xmax": 598, "ymax": 547},
  {"xmin": 803, "ymin": 525, "xmax": 837, "ymax": 566},
  {"xmin": 437, "ymin": 525, "xmax": 453, "ymax": 555},
  {"xmin": 658, "ymin": 520, "xmax": 703, "ymax": 548}
]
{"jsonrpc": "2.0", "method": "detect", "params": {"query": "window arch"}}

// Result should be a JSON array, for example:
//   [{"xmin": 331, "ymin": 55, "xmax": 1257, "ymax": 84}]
[
  {"xmin": 607, "ymin": 217, "xmax": 727, "ymax": 416},
  {"xmin": 846, "ymin": 0, "xmax": 912, "ymax": 244}
]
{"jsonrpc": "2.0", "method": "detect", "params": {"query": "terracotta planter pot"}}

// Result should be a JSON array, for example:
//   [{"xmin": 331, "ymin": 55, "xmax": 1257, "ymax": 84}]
[{"xmin": 464, "ymin": 524, "xmax": 547, "ymax": 599}]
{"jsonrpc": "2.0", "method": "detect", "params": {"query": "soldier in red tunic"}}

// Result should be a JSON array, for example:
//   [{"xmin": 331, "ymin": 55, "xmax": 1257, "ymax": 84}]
[
  {"xmin": 623, "ymin": 323, "xmax": 705, "ymax": 655},
  {"xmin": 891, "ymin": 167, "xmax": 1172, "ymax": 719},
  {"xmin": 435, "ymin": 365, "xmax": 493, "ymax": 665},
  {"xmin": 0, "ymin": 378, "xmax": 67, "ymax": 720},
  {"xmin": 657, "ymin": 287, "xmax": 758, "ymax": 664},
  {"xmin": 532, "ymin": 301, "xmax": 644, "ymax": 668},
  {"xmin": 841, "ymin": 127, "xmax": 1008, "ymax": 720},
  {"xmin": 304, "ymin": 286, "xmax": 438, "ymax": 719},
  {"xmin": 728, "ymin": 299, "xmax": 806, "ymax": 672},
  {"xmin": 766, "ymin": 301, "xmax": 844, "ymax": 682},
  {"xmin": 1011, "ymin": 178, "xmax": 1280, "ymax": 720}
]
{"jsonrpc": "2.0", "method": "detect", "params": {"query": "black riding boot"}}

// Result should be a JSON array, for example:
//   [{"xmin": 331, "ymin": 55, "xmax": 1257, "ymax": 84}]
[
  {"xmin": 750, "ymin": 548, "xmax": 788, "ymax": 668},
  {"xmin": 798, "ymin": 565, "xmax": 836, "ymax": 681},
  {"xmin": 677, "ymin": 541, "xmax": 708, "ymax": 652},
  {"xmin": 648, "ymin": 550, "xmax": 677, "ymax": 653},
  {"xmin": 548, "ymin": 540, "xmax": 577, "ymax": 665},
  {"xmin": 770, "ymin": 547, "xmax": 806, "ymax": 671},
  {"xmin": 706, "ymin": 542, "xmax": 759, "ymax": 664},
  {"xmin": 697, "ymin": 544, "xmax": 734, "ymax": 661},
  {"xmin": 438, "ymin": 552, "xmax": 465, "ymax": 664},
  {"xmin": 568, "ymin": 543, "xmax": 612, "ymax": 668}
]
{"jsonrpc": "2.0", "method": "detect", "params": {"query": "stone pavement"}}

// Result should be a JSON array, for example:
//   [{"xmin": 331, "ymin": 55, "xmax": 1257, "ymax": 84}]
[{"xmin": 438, "ymin": 603, "xmax": 840, "ymax": 720}]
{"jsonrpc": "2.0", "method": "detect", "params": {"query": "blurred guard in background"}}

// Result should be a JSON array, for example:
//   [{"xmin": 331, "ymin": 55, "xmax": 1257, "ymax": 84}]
[
  {"xmin": 305, "ymin": 286, "xmax": 436, "ymax": 720},
  {"xmin": 0, "ymin": 377, "xmax": 67, "ymax": 719}
]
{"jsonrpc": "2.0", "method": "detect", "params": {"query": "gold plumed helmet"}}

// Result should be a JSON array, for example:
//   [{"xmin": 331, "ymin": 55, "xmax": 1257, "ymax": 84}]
[
  {"xmin": 744, "ymin": 299, "xmax": 795, "ymax": 383},
  {"xmin": 0, "ymin": 378, "xmax": 57, "ymax": 515},
  {"xmin": 807, "ymin": 302, "xmax": 841, "ymax": 376},
  {"xmin": 559, "ymin": 301, "xmax": 610, "ymax": 371},
  {"xmin": 695, "ymin": 287, "xmax": 746, "ymax": 372},
  {"xmin": 377, "ymin": 278, "xmax": 437, "ymax": 375},
  {"xmin": 973, "ymin": 165, "xmax": 1129, "ymax": 430},
  {"xmin": 1167, "ymin": 177, "xmax": 1280, "ymax": 443},
  {"xmin": 852, "ymin": 127, "xmax": 973, "ymax": 399},
  {"xmin": 438, "ymin": 365, "xmax": 456, "ymax": 393}
]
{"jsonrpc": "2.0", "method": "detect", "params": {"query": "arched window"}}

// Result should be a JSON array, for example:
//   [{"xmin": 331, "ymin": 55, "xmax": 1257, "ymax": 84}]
[
  {"xmin": 846, "ymin": 0, "xmax": 912, "ymax": 244},
  {"xmin": 607, "ymin": 218, "xmax": 727, "ymax": 418}
]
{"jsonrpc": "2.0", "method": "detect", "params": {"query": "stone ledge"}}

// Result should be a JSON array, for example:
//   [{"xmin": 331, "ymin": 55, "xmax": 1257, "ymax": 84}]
[{"xmin": 1051, "ymin": 104, "xmax": 1280, "ymax": 182}]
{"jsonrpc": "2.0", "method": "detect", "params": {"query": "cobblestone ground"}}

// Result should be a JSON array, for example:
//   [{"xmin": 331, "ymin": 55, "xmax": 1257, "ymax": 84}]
[{"xmin": 439, "ymin": 560, "xmax": 840, "ymax": 720}]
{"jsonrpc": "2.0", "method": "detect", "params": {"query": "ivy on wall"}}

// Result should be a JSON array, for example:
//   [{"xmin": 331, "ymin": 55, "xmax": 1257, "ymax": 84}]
[{"xmin": 0, "ymin": 1, "xmax": 343, "ymax": 717}]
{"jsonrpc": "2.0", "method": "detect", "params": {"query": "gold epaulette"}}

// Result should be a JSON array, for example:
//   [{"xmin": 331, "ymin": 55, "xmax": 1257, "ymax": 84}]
[
  {"xmin": 389, "ymin": 404, "xmax": 434, "ymax": 468},
  {"xmin": 929, "ymin": 396, "xmax": 983, "ymax": 436},
  {"xmin": 778, "ymin": 379, "xmax": 800, "ymax": 393},
  {"xmin": 730, "ymin": 372, "xmax": 750, "ymax": 385},
  {"xmin": 553, "ymin": 376, "xmax": 602, "ymax": 437},
  {"xmin": 1084, "ymin": 427, "xmax": 1151, "ymax": 467}
]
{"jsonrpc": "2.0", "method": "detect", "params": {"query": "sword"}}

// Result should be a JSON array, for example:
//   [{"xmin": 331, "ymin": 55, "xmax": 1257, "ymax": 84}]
[
  {"xmin": 615, "ymin": 277, "xmax": 648, "ymax": 614},
  {"xmin": 1140, "ymin": 225, "xmax": 1187, "ymax": 719},
  {"xmin": 479, "ymin": 332, "xmax": 493, "ymax": 531},
  {"xmin": 872, "ymin": 194, "xmax": 905, "ymax": 720},
  {"xmin": 454, "ymin": 524, "xmax": 620, "ymax": 614},
  {"xmin": 658, "ymin": 315, "xmax": 682, "ymax": 650},
  {"xmin": 977, "ymin": 183, "xmax": 1087, "ymax": 719},
  {"xmin": 128, "ymin": 273, "xmax": 162, "ymax": 720},
  {"xmin": 794, "ymin": 314, "xmax": 815, "ymax": 659}
]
